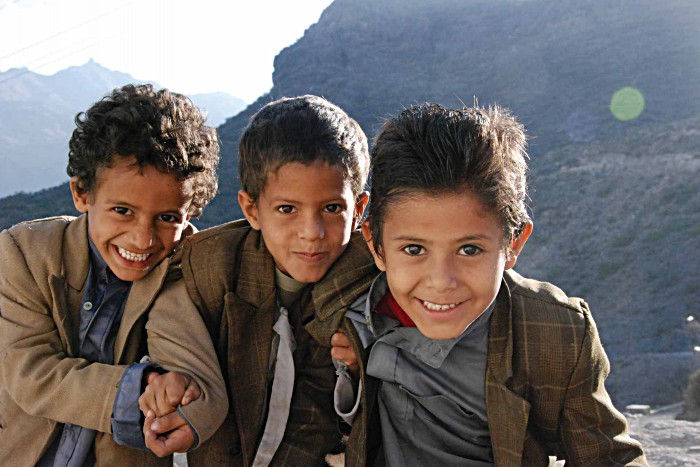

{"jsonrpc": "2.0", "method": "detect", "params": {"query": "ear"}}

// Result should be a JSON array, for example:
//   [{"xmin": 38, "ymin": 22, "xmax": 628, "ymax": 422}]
[
  {"xmin": 504, "ymin": 222, "xmax": 533, "ymax": 270},
  {"xmin": 361, "ymin": 220, "xmax": 386, "ymax": 272},
  {"xmin": 353, "ymin": 191, "xmax": 370, "ymax": 229},
  {"xmin": 69, "ymin": 176, "xmax": 90, "ymax": 213},
  {"xmin": 238, "ymin": 190, "xmax": 261, "ymax": 230}
]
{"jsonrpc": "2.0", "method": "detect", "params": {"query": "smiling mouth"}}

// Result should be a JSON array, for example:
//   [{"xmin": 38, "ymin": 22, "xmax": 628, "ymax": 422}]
[
  {"xmin": 421, "ymin": 299, "xmax": 463, "ymax": 311},
  {"xmin": 117, "ymin": 246, "xmax": 152, "ymax": 263}
]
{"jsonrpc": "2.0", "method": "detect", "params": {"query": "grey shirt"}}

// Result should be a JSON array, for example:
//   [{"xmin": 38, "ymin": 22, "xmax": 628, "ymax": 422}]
[{"xmin": 337, "ymin": 273, "xmax": 495, "ymax": 466}]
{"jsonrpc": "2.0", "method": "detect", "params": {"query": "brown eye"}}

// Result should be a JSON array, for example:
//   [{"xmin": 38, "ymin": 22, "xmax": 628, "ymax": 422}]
[
  {"xmin": 402, "ymin": 244, "xmax": 425, "ymax": 256},
  {"xmin": 324, "ymin": 203, "xmax": 343, "ymax": 213},
  {"xmin": 112, "ymin": 207, "xmax": 130, "ymax": 215},
  {"xmin": 459, "ymin": 245, "xmax": 481, "ymax": 256},
  {"xmin": 159, "ymin": 214, "xmax": 179, "ymax": 223},
  {"xmin": 277, "ymin": 205, "xmax": 295, "ymax": 214}
]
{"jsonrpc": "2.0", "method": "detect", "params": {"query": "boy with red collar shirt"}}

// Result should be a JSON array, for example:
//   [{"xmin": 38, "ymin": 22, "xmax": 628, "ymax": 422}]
[{"xmin": 332, "ymin": 103, "xmax": 647, "ymax": 466}]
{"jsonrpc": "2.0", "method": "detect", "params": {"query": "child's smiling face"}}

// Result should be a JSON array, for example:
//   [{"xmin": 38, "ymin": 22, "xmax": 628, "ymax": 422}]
[
  {"xmin": 364, "ymin": 190, "xmax": 531, "ymax": 340},
  {"xmin": 70, "ymin": 156, "xmax": 193, "ymax": 282}
]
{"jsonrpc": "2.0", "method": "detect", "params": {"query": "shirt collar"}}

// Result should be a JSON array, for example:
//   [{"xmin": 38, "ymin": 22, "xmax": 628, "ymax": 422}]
[
  {"xmin": 87, "ymin": 236, "xmax": 125, "ymax": 285},
  {"xmin": 363, "ymin": 272, "xmax": 496, "ymax": 368}
]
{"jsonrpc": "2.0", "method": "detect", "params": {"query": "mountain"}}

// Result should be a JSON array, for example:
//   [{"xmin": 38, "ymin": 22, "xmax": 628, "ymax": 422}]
[
  {"xmin": 0, "ymin": 59, "xmax": 245, "ymax": 197},
  {"xmin": 1, "ymin": 0, "xmax": 698, "ymax": 406}
]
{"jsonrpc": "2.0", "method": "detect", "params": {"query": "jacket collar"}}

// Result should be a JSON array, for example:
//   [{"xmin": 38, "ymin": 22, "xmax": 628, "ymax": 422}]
[
  {"xmin": 62, "ymin": 214, "xmax": 91, "ymax": 292},
  {"xmin": 235, "ymin": 226, "xmax": 277, "ymax": 307},
  {"xmin": 306, "ymin": 230, "xmax": 379, "ymax": 345}
]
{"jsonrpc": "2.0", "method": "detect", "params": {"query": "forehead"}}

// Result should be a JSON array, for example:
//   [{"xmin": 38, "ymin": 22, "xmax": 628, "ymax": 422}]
[
  {"xmin": 261, "ymin": 161, "xmax": 353, "ymax": 200},
  {"xmin": 383, "ymin": 191, "xmax": 505, "ymax": 240},
  {"xmin": 91, "ymin": 158, "xmax": 193, "ymax": 208}
]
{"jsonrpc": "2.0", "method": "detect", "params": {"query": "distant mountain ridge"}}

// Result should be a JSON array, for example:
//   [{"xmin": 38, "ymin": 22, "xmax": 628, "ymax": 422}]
[
  {"xmin": 0, "ymin": 59, "xmax": 245, "ymax": 197},
  {"xmin": 1, "ymin": 0, "xmax": 698, "ymax": 406}
]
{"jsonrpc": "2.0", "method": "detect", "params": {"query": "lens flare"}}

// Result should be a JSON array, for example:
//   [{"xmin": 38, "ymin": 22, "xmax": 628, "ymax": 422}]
[{"xmin": 610, "ymin": 87, "xmax": 645, "ymax": 121}]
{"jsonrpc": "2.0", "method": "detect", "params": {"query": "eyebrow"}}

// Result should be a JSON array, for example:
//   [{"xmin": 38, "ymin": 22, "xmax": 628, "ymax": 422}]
[
  {"xmin": 390, "ymin": 234, "xmax": 495, "ymax": 243},
  {"xmin": 104, "ymin": 199, "xmax": 187, "ymax": 215},
  {"xmin": 267, "ymin": 196, "xmax": 348, "ymax": 205}
]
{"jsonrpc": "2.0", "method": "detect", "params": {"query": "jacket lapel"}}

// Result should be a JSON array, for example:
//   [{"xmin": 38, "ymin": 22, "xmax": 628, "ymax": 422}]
[
  {"xmin": 307, "ymin": 231, "xmax": 378, "ymax": 345},
  {"xmin": 486, "ymin": 280, "xmax": 530, "ymax": 466},
  {"xmin": 113, "ymin": 257, "xmax": 170, "ymax": 363},
  {"xmin": 51, "ymin": 215, "xmax": 90, "ymax": 356},
  {"xmin": 113, "ymin": 222, "xmax": 196, "ymax": 363},
  {"xmin": 227, "ymin": 230, "xmax": 277, "ymax": 462}
]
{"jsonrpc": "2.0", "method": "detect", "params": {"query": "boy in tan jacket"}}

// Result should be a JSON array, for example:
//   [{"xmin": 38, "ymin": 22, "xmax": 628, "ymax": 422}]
[{"xmin": 0, "ymin": 84, "xmax": 227, "ymax": 466}]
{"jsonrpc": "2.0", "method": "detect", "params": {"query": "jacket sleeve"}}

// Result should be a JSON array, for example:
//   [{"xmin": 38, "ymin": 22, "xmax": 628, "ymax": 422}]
[
  {"xmin": 559, "ymin": 301, "xmax": 648, "ymax": 466},
  {"xmin": 144, "ymin": 278, "xmax": 228, "ymax": 446},
  {"xmin": 0, "ymin": 229, "xmax": 127, "ymax": 433}
]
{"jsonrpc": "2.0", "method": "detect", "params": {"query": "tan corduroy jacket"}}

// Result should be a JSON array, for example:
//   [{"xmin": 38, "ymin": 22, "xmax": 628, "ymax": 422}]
[
  {"xmin": 156, "ymin": 219, "xmax": 378, "ymax": 466},
  {"xmin": 343, "ymin": 270, "xmax": 648, "ymax": 466},
  {"xmin": 0, "ymin": 216, "xmax": 228, "ymax": 466}
]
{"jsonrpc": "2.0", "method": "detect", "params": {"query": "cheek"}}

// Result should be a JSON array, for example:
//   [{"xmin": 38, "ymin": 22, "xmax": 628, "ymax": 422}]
[
  {"xmin": 160, "ymin": 228, "xmax": 184, "ymax": 250},
  {"xmin": 384, "ymin": 263, "xmax": 413, "ymax": 295}
]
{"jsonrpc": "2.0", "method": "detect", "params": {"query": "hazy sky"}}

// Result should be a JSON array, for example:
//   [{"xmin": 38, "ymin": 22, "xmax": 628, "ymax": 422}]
[{"xmin": 0, "ymin": 0, "xmax": 333, "ymax": 102}]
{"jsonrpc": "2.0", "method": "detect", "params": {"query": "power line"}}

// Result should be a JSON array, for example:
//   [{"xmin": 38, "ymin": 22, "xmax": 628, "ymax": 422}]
[
  {"xmin": 0, "ymin": 34, "xmax": 120, "ymax": 86},
  {"xmin": 0, "ymin": 0, "xmax": 137, "ymax": 62}
]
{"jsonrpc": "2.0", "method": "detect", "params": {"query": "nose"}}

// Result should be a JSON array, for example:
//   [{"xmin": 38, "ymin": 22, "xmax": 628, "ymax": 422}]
[
  {"xmin": 131, "ymin": 219, "xmax": 157, "ymax": 250},
  {"xmin": 428, "ymin": 255, "xmax": 458, "ymax": 292},
  {"xmin": 298, "ymin": 212, "xmax": 325, "ymax": 241}
]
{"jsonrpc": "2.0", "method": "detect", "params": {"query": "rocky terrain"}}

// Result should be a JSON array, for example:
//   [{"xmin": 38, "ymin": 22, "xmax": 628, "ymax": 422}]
[{"xmin": 628, "ymin": 404, "xmax": 700, "ymax": 466}]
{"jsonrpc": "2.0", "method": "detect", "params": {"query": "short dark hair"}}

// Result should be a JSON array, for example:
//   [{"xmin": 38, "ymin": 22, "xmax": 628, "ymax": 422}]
[
  {"xmin": 367, "ymin": 103, "xmax": 530, "ymax": 253},
  {"xmin": 67, "ymin": 84, "xmax": 220, "ymax": 217},
  {"xmin": 238, "ymin": 95, "xmax": 369, "ymax": 200}
]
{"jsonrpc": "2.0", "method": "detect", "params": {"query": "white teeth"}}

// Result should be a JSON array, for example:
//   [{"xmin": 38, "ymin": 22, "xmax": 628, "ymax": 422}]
[
  {"xmin": 422, "ymin": 300, "xmax": 459, "ymax": 311},
  {"xmin": 117, "ymin": 246, "xmax": 150, "ymax": 262}
]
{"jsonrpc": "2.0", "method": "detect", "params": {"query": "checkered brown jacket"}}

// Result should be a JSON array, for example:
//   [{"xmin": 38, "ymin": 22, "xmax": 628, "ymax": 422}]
[
  {"xmin": 175, "ymin": 219, "xmax": 378, "ymax": 467},
  {"xmin": 343, "ymin": 270, "xmax": 648, "ymax": 466}
]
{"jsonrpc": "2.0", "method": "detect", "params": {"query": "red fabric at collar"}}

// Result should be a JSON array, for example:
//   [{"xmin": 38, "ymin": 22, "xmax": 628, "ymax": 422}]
[{"xmin": 374, "ymin": 290, "xmax": 416, "ymax": 327}]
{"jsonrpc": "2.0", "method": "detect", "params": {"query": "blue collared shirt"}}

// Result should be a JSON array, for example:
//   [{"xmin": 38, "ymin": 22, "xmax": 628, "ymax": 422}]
[
  {"xmin": 38, "ymin": 239, "xmax": 155, "ymax": 466},
  {"xmin": 342, "ymin": 273, "xmax": 495, "ymax": 466}
]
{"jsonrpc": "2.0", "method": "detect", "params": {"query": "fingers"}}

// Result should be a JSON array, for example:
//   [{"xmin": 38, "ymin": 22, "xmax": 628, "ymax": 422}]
[
  {"xmin": 330, "ymin": 329, "xmax": 360, "ymax": 379},
  {"xmin": 150, "ymin": 411, "xmax": 187, "ymax": 435},
  {"xmin": 181, "ymin": 378, "xmax": 201, "ymax": 406},
  {"xmin": 330, "ymin": 330, "xmax": 351, "ymax": 348},
  {"xmin": 144, "ymin": 411, "xmax": 196, "ymax": 457},
  {"xmin": 330, "ymin": 345, "xmax": 357, "ymax": 365},
  {"xmin": 139, "ymin": 386, "xmax": 158, "ymax": 417},
  {"xmin": 146, "ymin": 371, "xmax": 160, "ymax": 385},
  {"xmin": 141, "ymin": 371, "xmax": 199, "ymax": 417},
  {"xmin": 143, "ymin": 410, "xmax": 160, "ymax": 454}
]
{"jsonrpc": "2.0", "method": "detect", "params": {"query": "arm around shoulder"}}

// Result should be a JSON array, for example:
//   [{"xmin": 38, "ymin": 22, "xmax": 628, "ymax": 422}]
[
  {"xmin": 145, "ymin": 276, "xmax": 228, "ymax": 447},
  {"xmin": 559, "ymin": 300, "xmax": 648, "ymax": 466}
]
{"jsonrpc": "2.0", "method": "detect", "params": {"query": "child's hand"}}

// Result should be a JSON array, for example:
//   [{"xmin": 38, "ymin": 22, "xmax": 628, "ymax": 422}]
[
  {"xmin": 144, "ymin": 410, "xmax": 195, "ymax": 457},
  {"xmin": 330, "ymin": 329, "xmax": 359, "ymax": 380},
  {"xmin": 139, "ymin": 371, "xmax": 201, "ymax": 418}
]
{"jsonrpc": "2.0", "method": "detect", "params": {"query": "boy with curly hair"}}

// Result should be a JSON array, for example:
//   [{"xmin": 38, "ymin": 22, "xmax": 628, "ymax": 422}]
[{"xmin": 0, "ymin": 84, "xmax": 227, "ymax": 466}]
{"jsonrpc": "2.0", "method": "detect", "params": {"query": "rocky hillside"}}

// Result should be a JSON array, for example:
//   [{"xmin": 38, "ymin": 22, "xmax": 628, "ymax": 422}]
[
  {"xmin": 0, "ymin": 0, "xmax": 698, "ymax": 407},
  {"xmin": 0, "ymin": 59, "xmax": 245, "ymax": 197}
]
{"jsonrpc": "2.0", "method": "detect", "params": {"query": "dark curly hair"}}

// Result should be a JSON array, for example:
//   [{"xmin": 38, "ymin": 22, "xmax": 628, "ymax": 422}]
[
  {"xmin": 239, "ymin": 95, "xmax": 369, "ymax": 200},
  {"xmin": 368, "ymin": 103, "xmax": 530, "ymax": 255},
  {"xmin": 67, "ymin": 84, "xmax": 220, "ymax": 217}
]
